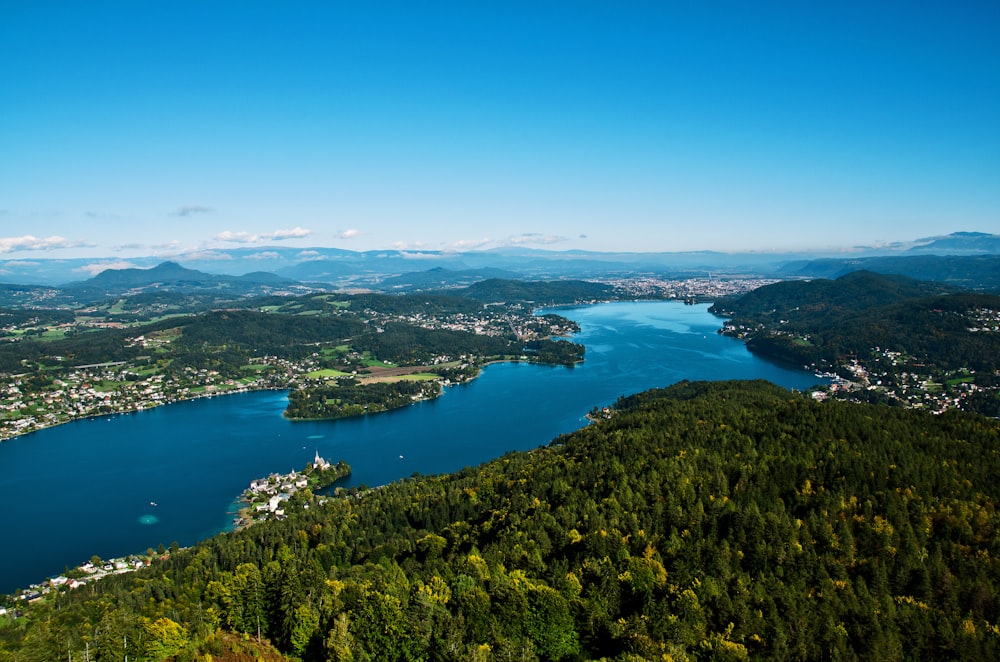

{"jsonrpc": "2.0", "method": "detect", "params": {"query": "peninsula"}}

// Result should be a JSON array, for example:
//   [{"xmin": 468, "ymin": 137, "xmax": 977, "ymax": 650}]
[
  {"xmin": 235, "ymin": 452, "xmax": 351, "ymax": 528},
  {"xmin": 1, "ymin": 276, "xmax": 770, "ymax": 440}
]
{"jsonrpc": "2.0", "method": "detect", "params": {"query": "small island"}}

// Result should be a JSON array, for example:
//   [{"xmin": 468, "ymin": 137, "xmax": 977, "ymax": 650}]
[{"xmin": 234, "ymin": 451, "xmax": 350, "ymax": 528}]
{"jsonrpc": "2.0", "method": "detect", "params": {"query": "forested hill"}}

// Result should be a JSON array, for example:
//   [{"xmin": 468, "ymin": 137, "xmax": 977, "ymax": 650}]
[
  {"xmin": 778, "ymin": 254, "xmax": 1000, "ymax": 291},
  {"xmin": 710, "ymin": 270, "xmax": 956, "ymax": 321},
  {"xmin": 6, "ymin": 381, "xmax": 1000, "ymax": 660},
  {"xmin": 710, "ymin": 272, "xmax": 1000, "ymax": 413},
  {"xmin": 455, "ymin": 278, "xmax": 614, "ymax": 304}
]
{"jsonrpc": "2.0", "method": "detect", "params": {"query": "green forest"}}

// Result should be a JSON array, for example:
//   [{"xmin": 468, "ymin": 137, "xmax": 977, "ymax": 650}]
[
  {"xmin": 285, "ymin": 378, "xmax": 442, "ymax": 420},
  {"xmin": 710, "ymin": 272, "xmax": 1000, "ymax": 414},
  {"xmin": 4, "ymin": 380, "xmax": 999, "ymax": 661},
  {"xmin": 710, "ymin": 271, "xmax": 1000, "ymax": 373}
]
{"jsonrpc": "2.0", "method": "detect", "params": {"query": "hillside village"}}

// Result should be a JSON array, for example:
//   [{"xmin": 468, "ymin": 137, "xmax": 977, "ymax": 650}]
[
  {"xmin": 1, "ymin": 453, "xmax": 349, "ymax": 611},
  {"xmin": 236, "ymin": 451, "xmax": 350, "ymax": 527}
]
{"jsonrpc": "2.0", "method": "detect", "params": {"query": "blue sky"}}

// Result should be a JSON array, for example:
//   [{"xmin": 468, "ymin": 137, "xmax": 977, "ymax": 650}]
[{"xmin": 2, "ymin": 1, "xmax": 998, "ymax": 261}]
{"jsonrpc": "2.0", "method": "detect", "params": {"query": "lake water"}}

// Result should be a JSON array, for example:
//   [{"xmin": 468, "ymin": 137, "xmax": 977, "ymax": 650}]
[{"xmin": 0, "ymin": 302, "xmax": 824, "ymax": 593}]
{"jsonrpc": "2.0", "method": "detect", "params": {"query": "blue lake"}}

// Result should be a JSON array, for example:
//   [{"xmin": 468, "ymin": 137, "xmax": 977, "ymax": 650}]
[{"xmin": 0, "ymin": 302, "xmax": 824, "ymax": 593}]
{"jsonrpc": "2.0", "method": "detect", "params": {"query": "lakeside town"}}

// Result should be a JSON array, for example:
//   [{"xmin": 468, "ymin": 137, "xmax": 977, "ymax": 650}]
[
  {"xmin": 2, "ymin": 276, "xmax": 996, "ymax": 443},
  {"xmin": 0, "ymin": 277, "xmax": 772, "ymax": 443},
  {"xmin": 720, "ymin": 305, "xmax": 1000, "ymax": 413},
  {"xmin": 0, "ymin": 301, "xmax": 556, "ymax": 441},
  {"xmin": 1, "ymin": 453, "xmax": 350, "ymax": 611},
  {"xmin": 236, "ymin": 451, "xmax": 351, "ymax": 527}
]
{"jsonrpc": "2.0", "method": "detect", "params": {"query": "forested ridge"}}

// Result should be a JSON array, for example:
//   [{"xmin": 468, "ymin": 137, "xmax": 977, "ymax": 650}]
[
  {"xmin": 285, "ymin": 378, "xmax": 442, "ymax": 420},
  {"xmin": 4, "ymin": 380, "xmax": 999, "ymax": 660},
  {"xmin": 739, "ymin": 289, "xmax": 1000, "ymax": 373},
  {"xmin": 455, "ymin": 279, "xmax": 614, "ymax": 304},
  {"xmin": 778, "ymin": 254, "xmax": 1000, "ymax": 291},
  {"xmin": 710, "ymin": 271, "xmax": 957, "ymax": 320},
  {"xmin": 710, "ymin": 272, "xmax": 1000, "ymax": 414}
]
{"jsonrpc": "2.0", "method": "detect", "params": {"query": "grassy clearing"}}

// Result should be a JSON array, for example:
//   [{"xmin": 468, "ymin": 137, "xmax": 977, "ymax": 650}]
[
  {"xmin": 143, "ymin": 313, "xmax": 191, "ymax": 325},
  {"xmin": 311, "ymin": 295, "xmax": 351, "ymax": 308},
  {"xmin": 317, "ymin": 345, "xmax": 350, "ymax": 359},
  {"xmin": 306, "ymin": 368, "xmax": 352, "ymax": 379},
  {"xmin": 40, "ymin": 329, "xmax": 69, "ymax": 341},
  {"xmin": 360, "ymin": 373, "xmax": 438, "ymax": 384}
]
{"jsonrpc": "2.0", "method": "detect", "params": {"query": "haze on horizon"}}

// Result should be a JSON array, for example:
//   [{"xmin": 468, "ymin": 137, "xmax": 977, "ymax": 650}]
[{"xmin": 2, "ymin": 2, "xmax": 998, "ymax": 261}]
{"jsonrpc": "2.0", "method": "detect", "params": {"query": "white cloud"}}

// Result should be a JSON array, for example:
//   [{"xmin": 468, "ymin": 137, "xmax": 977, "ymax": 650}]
[
  {"xmin": 244, "ymin": 251, "xmax": 281, "ymax": 260},
  {"xmin": 393, "ymin": 241, "xmax": 426, "ymax": 250},
  {"xmin": 74, "ymin": 260, "xmax": 141, "ymax": 277},
  {"xmin": 268, "ymin": 226, "xmax": 312, "ymax": 240},
  {"xmin": 338, "ymin": 228, "xmax": 361, "ymax": 240},
  {"xmin": 112, "ymin": 243, "xmax": 147, "ymax": 252},
  {"xmin": 0, "ymin": 235, "xmax": 89, "ymax": 254},
  {"xmin": 0, "ymin": 260, "xmax": 42, "ymax": 274},
  {"xmin": 399, "ymin": 251, "xmax": 447, "ymax": 259},
  {"xmin": 171, "ymin": 205, "xmax": 214, "ymax": 217},
  {"xmin": 215, "ymin": 227, "xmax": 313, "ymax": 244},
  {"xmin": 151, "ymin": 240, "xmax": 183, "ymax": 252},
  {"xmin": 180, "ymin": 250, "xmax": 234, "ymax": 261},
  {"xmin": 504, "ymin": 233, "xmax": 570, "ymax": 246},
  {"xmin": 0, "ymin": 260, "xmax": 41, "ymax": 268},
  {"xmin": 85, "ymin": 211, "xmax": 124, "ymax": 220},
  {"xmin": 448, "ymin": 237, "xmax": 492, "ymax": 250},
  {"xmin": 216, "ymin": 230, "xmax": 258, "ymax": 243}
]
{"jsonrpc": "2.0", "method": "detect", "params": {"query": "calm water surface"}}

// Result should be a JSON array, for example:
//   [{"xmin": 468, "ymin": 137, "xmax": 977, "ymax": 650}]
[{"xmin": 0, "ymin": 302, "xmax": 823, "ymax": 592}]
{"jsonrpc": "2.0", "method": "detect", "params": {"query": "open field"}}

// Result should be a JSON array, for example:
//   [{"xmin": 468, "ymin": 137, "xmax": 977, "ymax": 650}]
[
  {"xmin": 356, "ymin": 364, "xmax": 444, "ymax": 384},
  {"xmin": 359, "ymin": 373, "xmax": 439, "ymax": 384},
  {"xmin": 305, "ymin": 368, "xmax": 352, "ymax": 379}
]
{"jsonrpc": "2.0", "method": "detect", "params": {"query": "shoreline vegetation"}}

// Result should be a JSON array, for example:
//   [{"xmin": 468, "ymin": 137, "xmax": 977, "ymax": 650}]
[
  {"xmin": 3, "ymin": 275, "xmax": 996, "ymax": 607},
  {"xmin": 233, "ymin": 454, "xmax": 351, "ymax": 529},
  {"xmin": 283, "ymin": 341, "xmax": 585, "ymax": 422},
  {"xmin": 6, "ymin": 380, "xmax": 1000, "ymax": 659},
  {"xmin": 0, "ymin": 278, "xmax": 782, "ymax": 443},
  {"xmin": 0, "ymin": 289, "xmax": 590, "ymax": 443},
  {"xmin": 4, "ymin": 456, "xmax": 352, "ymax": 608}
]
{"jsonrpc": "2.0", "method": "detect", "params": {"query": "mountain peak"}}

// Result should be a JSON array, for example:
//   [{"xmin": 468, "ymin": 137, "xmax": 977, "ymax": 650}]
[{"xmin": 911, "ymin": 231, "xmax": 1000, "ymax": 254}]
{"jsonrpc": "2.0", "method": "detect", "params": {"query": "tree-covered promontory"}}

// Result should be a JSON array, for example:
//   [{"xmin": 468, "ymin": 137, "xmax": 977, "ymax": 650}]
[
  {"xmin": 711, "ymin": 271, "xmax": 1000, "ymax": 414},
  {"xmin": 4, "ymin": 380, "xmax": 999, "ymax": 660},
  {"xmin": 0, "ymin": 287, "xmax": 588, "ymax": 439}
]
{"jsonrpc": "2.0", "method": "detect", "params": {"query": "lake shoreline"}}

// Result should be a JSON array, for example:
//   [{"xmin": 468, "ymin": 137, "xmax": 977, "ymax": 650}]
[{"xmin": 0, "ymin": 301, "xmax": 828, "ymax": 595}]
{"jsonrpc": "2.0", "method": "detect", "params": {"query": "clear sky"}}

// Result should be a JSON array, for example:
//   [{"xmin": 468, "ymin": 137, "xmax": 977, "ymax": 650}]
[{"xmin": 2, "ymin": 1, "xmax": 998, "ymax": 260}]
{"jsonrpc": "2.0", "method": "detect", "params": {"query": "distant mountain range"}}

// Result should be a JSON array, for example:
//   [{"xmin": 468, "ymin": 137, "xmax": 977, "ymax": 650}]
[
  {"xmin": 1, "ymin": 231, "xmax": 997, "ymax": 289},
  {"xmin": 777, "ymin": 254, "xmax": 1000, "ymax": 291},
  {"xmin": 0, "ymin": 232, "xmax": 998, "ymax": 309},
  {"xmin": 908, "ymin": 231, "xmax": 1000, "ymax": 254},
  {"xmin": 0, "ymin": 262, "xmax": 320, "ymax": 308},
  {"xmin": 64, "ymin": 260, "xmax": 298, "ymax": 292}
]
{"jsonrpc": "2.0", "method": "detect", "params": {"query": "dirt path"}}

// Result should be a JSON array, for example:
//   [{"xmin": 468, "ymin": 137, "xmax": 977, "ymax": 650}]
[{"xmin": 357, "ymin": 364, "xmax": 438, "ymax": 383}]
